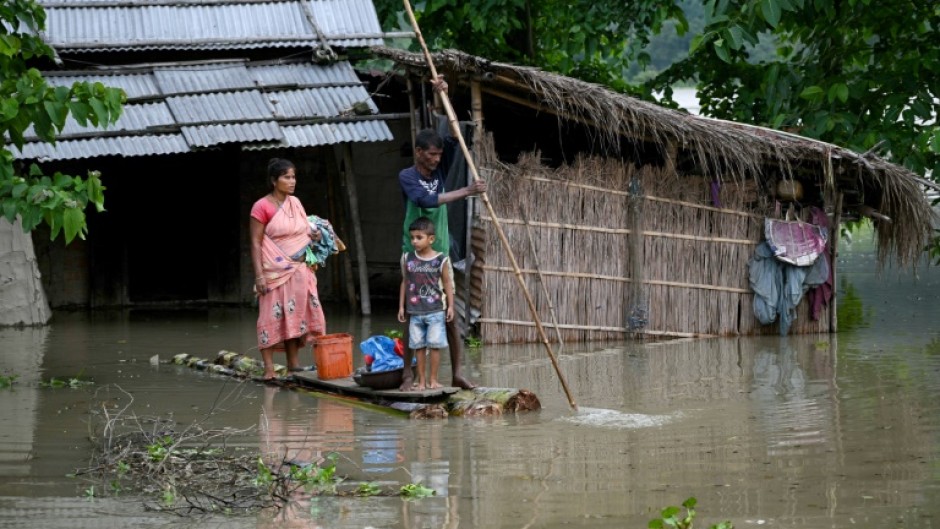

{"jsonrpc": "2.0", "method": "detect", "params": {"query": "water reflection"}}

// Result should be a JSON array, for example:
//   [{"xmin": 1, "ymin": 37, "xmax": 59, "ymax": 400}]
[
  {"xmin": 259, "ymin": 387, "xmax": 354, "ymax": 467},
  {"xmin": 459, "ymin": 331, "xmax": 939, "ymax": 528},
  {"xmin": 0, "ymin": 326, "xmax": 46, "ymax": 480},
  {"xmin": 402, "ymin": 421, "xmax": 455, "ymax": 529},
  {"xmin": 1, "ymin": 234, "xmax": 939, "ymax": 528},
  {"xmin": 752, "ymin": 337, "xmax": 835, "ymax": 456}
]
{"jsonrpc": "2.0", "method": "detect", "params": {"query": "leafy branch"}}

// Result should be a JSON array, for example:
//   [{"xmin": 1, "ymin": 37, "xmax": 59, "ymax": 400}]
[{"xmin": 1, "ymin": 0, "xmax": 125, "ymax": 243}]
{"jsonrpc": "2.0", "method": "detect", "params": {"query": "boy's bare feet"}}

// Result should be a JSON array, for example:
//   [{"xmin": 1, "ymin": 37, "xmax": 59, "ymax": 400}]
[{"xmin": 427, "ymin": 381, "xmax": 443, "ymax": 389}]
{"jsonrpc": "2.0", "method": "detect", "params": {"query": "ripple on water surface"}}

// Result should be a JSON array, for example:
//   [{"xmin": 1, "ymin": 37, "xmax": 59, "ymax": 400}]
[{"xmin": 558, "ymin": 407, "xmax": 677, "ymax": 429}]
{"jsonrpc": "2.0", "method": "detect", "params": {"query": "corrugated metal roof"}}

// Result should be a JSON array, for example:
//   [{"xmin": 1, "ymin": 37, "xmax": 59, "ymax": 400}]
[
  {"xmin": 154, "ymin": 64, "xmax": 255, "ymax": 95},
  {"xmin": 45, "ymin": 71, "xmax": 161, "ymax": 99},
  {"xmin": 241, "ymin": 120, "xmax": 392, "ymax": 150},
  {"xmin": 14, "ymin": 59, "xmax": 393, "ymax": 160},
  {"xmin": 24, "ymin": 102, "xmax": 176, "ymax": 139},
  {"xmin": 268, "ymin": 87, "xmax": 375, "ymax": 119},
  {"xmin": 14, "ymin": 134, "xmax": 191, "ymax": 161},
  {"xmin": 39, "ymin": 0, "xmax": 384, "ymax": 52},
  {"xmin": 281, "ymin": 120, "xmax": 392, "ymax": 147},
  {"xmin": 167, "ymin": 92, "xmax": 276, "ymax": 122},
  {"xmin": 182, "ymin": 121, "xmax": 284, "ymax": 147},
  {"xmin": 248, "ymin": 61, "xmax": 360, "ymax": 87}
]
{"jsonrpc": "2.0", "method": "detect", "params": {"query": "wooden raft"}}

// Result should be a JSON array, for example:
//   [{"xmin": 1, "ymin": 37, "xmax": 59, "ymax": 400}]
[
  {"xmin": 170, "ymin": 351, "xmax": 541, "ymax": 419},
  {"xmin": 292, "ymin": 372, "xmax": 459, "ymax": 401}
]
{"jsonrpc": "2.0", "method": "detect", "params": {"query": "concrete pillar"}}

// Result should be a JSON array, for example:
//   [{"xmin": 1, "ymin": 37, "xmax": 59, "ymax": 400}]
[{"xmin": 0, "ymin": 217, "xmax": 51, "ymax": 326}]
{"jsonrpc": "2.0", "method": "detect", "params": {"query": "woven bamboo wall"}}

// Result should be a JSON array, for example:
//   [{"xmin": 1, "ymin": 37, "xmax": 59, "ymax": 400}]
[{"xmin": 474, "ymin": 153, "xmax": 832, "ymax": 344}]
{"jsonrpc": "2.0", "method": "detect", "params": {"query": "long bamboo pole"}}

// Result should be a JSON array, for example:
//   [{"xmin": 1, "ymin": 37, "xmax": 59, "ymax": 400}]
[{"xmin": 403, "ymin": 0, "xmax": 576, "ymax": 410}]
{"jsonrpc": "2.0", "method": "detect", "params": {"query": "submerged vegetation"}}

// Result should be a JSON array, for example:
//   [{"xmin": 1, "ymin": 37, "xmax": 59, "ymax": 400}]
[
  {"xmin": 41, "ymin": 376, "xmax": 94, "ymax": 389},
  {"xmin": 399, "ymin": 482, "xmax": 436, "ymax": 500},
  {"xmin": 0, "ymin": 373, "xmax": 17, "ymax": 388},
  {"xmin": 649, "ymin": 497, "xmax": 733, "ymax": 529},
  {"xmin": 0, "ymin": 373, "xmax": 95, "ymax": 389},
  {"xmin": 72, "ymin": 385, "xmax": 442, "ymax": 516}
]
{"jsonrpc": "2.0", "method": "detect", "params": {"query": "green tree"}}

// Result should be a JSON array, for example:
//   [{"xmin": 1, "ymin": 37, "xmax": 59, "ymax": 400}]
[
  {"xmin": 647, "ymin": 0, "xmax": 940, "ymax": 181},
  {"xmin": 1, "ymin": 0, "xmax": 124, "ymax": 243},
  {"xmin": 376, "ymin": 0, "xmax": 687, "ymax": 93},
  {"xmin": 379, "ymin": 0, "xmax": 938, "ymax": 186}
]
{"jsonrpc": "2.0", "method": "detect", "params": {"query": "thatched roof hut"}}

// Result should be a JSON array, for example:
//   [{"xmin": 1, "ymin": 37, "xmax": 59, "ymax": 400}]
[{"xmin": 373, "ymin": 47, "xmax": 935, "ymax": 343}]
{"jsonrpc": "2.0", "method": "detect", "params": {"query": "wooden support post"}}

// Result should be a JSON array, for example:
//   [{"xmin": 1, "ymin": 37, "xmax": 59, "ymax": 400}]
[
  {"xmin": 461, "ymin": 79, "xmax": 485, "ymax": 335},
  {"xmin": 340, "ymin": 144, "xmax": 371, "ymax": 315},
  {"xmin": 406, "ymin": 77, "xmax": 418, "ymax": 152},
  {"xmin": 664, "ymin": 140, "xmax": 678, "ymax": 176},
  {"xmin": 325, "ymin": 154, "xmax": 352, "ymax": 304},
  {"xmin": 432, "ymin": 75, "xmax": 445, "ymax": 115},
  {"xmin": 470, "ymin": 80, "xmax": 483, "ymax": 143},
  {"xmin": 829, "ymin": 192, "xmax": 843, "ymax": 332}
]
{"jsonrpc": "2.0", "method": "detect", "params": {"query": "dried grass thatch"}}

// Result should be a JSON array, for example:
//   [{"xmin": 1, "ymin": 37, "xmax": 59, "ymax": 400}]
[{"xmin": 373, "ymin": 47, "xmax": 935, "ymax": 267}]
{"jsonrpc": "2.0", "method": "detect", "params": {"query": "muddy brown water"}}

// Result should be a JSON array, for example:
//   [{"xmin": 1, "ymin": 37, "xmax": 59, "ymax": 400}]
[{"xmin": 1, "ymin": 234, "xmax": 939, "ymax": 529}]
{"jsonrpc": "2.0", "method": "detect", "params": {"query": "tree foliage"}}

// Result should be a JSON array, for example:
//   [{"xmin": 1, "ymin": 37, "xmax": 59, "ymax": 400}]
[
  {"xmin": 648, "ymin": 0, "xmax": 940, "ymax": 181},
  {"xmin": 376, "ymin": 0, "xmax": 687, "ymax": 93},
  {"xmin": 378, "ymin": 0, "xmax": 939, "ymax": 184},
  {"xmin": 0, "ymin": 0, "xmax": 124, "ymax": 243}
]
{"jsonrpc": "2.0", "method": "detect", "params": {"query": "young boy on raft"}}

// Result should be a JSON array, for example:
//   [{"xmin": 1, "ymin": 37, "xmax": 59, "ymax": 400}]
[{"xmin": 398, "ymin": 217, "xmax": 454, "ymax": 390}]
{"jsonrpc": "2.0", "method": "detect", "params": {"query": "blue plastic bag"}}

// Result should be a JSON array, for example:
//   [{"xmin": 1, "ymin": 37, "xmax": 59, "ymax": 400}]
[{"xmin": 360, "ymin": 335, "xmax": 402, "ymax": 373}]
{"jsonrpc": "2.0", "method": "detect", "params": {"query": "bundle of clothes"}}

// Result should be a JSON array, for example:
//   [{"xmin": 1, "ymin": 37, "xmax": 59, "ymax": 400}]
[{"xmin": 300, "ymin": 215, "xmax": 344, "ymax": 269}]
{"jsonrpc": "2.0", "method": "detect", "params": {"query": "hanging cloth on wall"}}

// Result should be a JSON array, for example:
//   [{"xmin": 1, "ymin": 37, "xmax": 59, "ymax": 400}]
[{"xmin": 764, "ymin": 206, "xmax": 828, "ymax": 267}]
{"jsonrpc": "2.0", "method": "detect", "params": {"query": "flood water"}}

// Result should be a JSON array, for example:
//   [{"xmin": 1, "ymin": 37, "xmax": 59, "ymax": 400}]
[{"xmin": 1, "ymin": 232, "xmax": 939, "ymax": 529}]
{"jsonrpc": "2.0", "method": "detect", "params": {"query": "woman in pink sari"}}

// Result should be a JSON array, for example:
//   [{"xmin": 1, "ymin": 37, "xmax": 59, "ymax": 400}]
[{"xmin": 250, "ymin": 158, "xmax": 326, "ymax": 380}]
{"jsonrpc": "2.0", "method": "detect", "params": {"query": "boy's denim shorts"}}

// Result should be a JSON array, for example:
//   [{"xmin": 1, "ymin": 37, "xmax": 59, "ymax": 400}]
[{"xmin": 409, "ymin": 311, "xmax": 447, "ymax": 350}]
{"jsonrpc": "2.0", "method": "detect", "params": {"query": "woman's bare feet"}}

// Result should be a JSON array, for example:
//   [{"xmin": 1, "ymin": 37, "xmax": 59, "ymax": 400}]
[{"xmin": 261, "ymin": 370, "xmax": 277, "ymax": 381}]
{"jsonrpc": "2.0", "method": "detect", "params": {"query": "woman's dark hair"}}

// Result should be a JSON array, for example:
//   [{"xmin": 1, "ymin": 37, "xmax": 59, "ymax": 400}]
[{"xmin": 267, "ymin": 158, "xmax": 295, "ymax": 189}]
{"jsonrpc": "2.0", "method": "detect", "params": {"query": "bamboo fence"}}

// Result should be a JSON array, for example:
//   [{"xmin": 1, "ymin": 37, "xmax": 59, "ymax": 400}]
[{"xmin": 469, "ymin": 140, "xmax": 833, "ymax": 344}]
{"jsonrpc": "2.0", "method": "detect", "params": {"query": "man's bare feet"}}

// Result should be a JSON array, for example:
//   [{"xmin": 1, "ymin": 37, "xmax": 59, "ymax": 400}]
[
  {"xmin": 451, "ymin": 374, "xmax": 477, "ymax": 390},
  {"xmin": 398, "ymin": 373, "xmax": 414, "ymax": 391}
]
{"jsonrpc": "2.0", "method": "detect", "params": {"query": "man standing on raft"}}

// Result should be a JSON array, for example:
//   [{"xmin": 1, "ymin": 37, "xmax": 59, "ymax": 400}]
[{"xmin": 398, "ymin": 77, "xmax": 487, "ymax": 391}]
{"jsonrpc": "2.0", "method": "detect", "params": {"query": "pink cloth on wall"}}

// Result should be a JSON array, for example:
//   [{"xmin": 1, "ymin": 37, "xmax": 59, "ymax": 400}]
[
  {"xmin": 806, "ymin": 206, "xmax": 833, "ymax": 321},
  {"xmin": 254, "ymin": 195, "xmax": 325, "ymax": 351}
]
